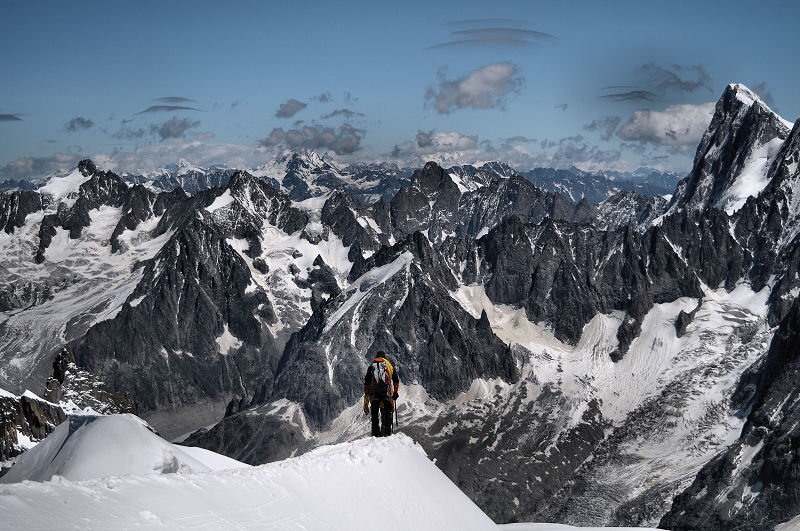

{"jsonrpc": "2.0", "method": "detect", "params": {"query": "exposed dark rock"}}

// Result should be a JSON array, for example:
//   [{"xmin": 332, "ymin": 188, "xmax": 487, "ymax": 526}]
[
  {"xmin": 181, "ymin": 407, "xmax": 307, "ymax": 465},
  {"xmin": 223, "ymin": 396, "xmax": 250, "ymax": 418},
  {"xmin": 596, "ymin": 190, "xmax": 668, "ymax": 231},
  {"xmin": 45, "ymin": 346, "xmax": 135, "ymax": 415},
  {"xmin": 0, "ymin": 391, "xmax": 65, "ymax": 462},
  {"xmin": 675, "ymin": 301, "xmax": 701, "ymax": 337},
  {"xmin": 0, "ymin": 190, "xmax": 48, "ymax": 234},
  {"xmin": 0, "ymin": 345, "xmax": 135, "ymax": 464},
  {"xmin": 612, "ymin": 316, "xmax": 641, "ymax": 362}
]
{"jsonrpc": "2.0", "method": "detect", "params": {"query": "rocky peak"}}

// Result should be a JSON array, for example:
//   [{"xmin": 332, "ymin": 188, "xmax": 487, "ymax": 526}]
[
  {"xmin": 174, "ymin": 158, "xmax": 201, "ymax": 175},
  {"xmin": 226, "ymin": 170, "xmax": 258, "ymax": 191},
  {"xmin": 668, "ymin": 83, "xmax": 791, "ymax": 215},
  {"xmin": 765, "ymin": 118, "xmax": 800, "ymax": 192},
  {"xmin": 413, "ymin": 161, "xmax": 461, "ymax": 197},
  {"xmin": 77, "ymin": 159, "xmax": 98, "ymax": 177},
  {"xmin": 480, "ymin": 161, "xmax": 520, "ymax": 179}
]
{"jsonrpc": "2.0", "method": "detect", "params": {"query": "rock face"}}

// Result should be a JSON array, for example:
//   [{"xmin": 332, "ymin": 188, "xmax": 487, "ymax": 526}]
[
  {"xmin": 660, "ymin": 298, "xmax": 800, "ymax": 530},
  {"xmin": 0, "ymin": 391, "xmax": 64, "ymax": 463},
  {"xmin": 45, "ymin": 347, "xmax": 135, "ymax": 415},
  {"xmin": 0, "ymin": 190, "xmax": 48, "ymax": 234},
  {"xmin": 596, "ymin": 190, "xmax": 668, "ymax": 231},
  {"xmin": 441, "ymin": 214, "xmax": 703, "ymax": 352},
  {"xmin": 181, "ymin": 404, "xmax": 308, "ymax": 465}
]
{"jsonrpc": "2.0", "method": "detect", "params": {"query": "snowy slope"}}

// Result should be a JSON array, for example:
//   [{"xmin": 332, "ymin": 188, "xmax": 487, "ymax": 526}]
[
  {"xmin": 1, "ymin": 414, "xmax": 246, "ymax": 483},
  {"xmin": 0, "ymin": 422, "xmax": 500, "ymax": 529},
  {"xmin": 0, "ymin": 413, "xmax": 654, "ymax": 530}
]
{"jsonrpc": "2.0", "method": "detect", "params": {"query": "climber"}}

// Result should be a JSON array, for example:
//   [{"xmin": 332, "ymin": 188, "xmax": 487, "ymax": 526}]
[{"xmin": 363, "ymin": 351, "xmax": 400, "ymax": 437}]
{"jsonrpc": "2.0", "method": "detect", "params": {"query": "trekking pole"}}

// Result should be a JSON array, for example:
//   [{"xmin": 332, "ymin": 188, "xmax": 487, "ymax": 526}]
[{"xmin": 394, "ymin": 399, "xmax": 399, "ymax": 428}]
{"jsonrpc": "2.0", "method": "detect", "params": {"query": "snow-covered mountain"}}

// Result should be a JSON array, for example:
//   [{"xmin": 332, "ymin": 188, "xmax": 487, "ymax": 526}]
[
  {"xmin": 2, "ymin": 83, "xmax": 800, "ymax": 528},
  {"xmin": 667, "ymin": 83, "xmax": 793, "ymax": 215},
  {"xmin": 120, "ymin": 152, "xmax": 415, "ymax": 205},
  {"xmin": 524, "ymin": 167, "xmax": 680, "ymax": 205},
  {"xmin": 123, "ymin": 158, "xmax": 237, "ymax": 195},
  {"xmin": 118, "ymin": 153, "xmax": 675, "ymax": 208},
  {"xmin": 445, "ymin": 162, "xmax": 678, "ymax": 205}
]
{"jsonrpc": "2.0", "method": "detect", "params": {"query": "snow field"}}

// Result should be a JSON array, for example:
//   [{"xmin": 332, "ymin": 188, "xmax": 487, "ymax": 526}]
[
  {"xmin": 0, "ymin": 417, "xmax": 497, "ymax": 530},
  {"xmin": 0, "ymin": 203, "xmax": 173, "ymax": 390},
  {"xmin": 716, "ymin": 136, "xmax": 786, "ymax": 214},
  {"xmin": 38, "ymin": 168, "xmax": 91, "ymax": 207}
]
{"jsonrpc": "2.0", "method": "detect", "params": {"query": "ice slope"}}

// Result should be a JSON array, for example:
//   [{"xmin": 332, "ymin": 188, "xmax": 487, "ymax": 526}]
[
  {"xmin": 1, "ymin": 414, "xmax": 246, "ymax": 483},
  {"xmin": 0, "ymin": 428, "xmax": 502, "ymax": 530}
]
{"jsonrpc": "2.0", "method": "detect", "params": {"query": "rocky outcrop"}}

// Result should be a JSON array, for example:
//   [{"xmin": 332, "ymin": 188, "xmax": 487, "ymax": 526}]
[
  {"xmin": 181, "ymin": 405, "xmax": 308, "ymax": 465},
  {"xmin": 0, "ymin": 391, "xmax": 65, "ymax": 462},
  {"xmin": 45, "ymin": 346, "xmax": 135, "ymax": 415},
  {"xmin": 110, "ymin": 185, "xmax": 186, "ymax": 253},
  {"xmin": 0, "ymin": 190, "xmax": 48, "ymax": 234},
  {"xmin": 596, "ymin": 190, "xmax": 668, "ymax": 231},
  {"xmin": 319, "ymin": 187, "xmax": 391, "ymax": 253}
]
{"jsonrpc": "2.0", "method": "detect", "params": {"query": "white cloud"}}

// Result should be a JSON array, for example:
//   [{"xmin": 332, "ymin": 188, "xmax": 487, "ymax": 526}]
[
  {"xmin": 258, "ymin": 124, "xmax": 364, "ymax": 155},
  {"xmin": 425, "ymin": 62, "xmax": 522, "ymax": 114},
  {"xmin": 617, "ymin": 102, "xmax": 715, "ymax": 149}
]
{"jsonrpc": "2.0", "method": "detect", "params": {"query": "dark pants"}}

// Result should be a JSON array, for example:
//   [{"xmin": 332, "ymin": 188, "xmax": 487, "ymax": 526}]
[{"xmin": 370, "ymin": 398, "xmax": 393, "ymax": 437}]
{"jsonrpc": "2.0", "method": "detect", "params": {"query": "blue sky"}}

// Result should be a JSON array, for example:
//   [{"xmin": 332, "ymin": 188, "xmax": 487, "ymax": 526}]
[{"xmin": 1, "ymin": 0, "xmax": 798, "ymax": 179}]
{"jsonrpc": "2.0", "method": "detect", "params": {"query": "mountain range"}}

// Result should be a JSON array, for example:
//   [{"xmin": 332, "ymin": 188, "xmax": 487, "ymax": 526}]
[{"xmin": 1, "ymin": 83, "xmax": 799, "ymax": 529}]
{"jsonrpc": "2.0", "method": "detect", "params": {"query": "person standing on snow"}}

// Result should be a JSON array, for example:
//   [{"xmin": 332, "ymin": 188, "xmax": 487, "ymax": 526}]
[{"xmin": 363, "ymin": 351, "xmax": 400, "ymax": 437}]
